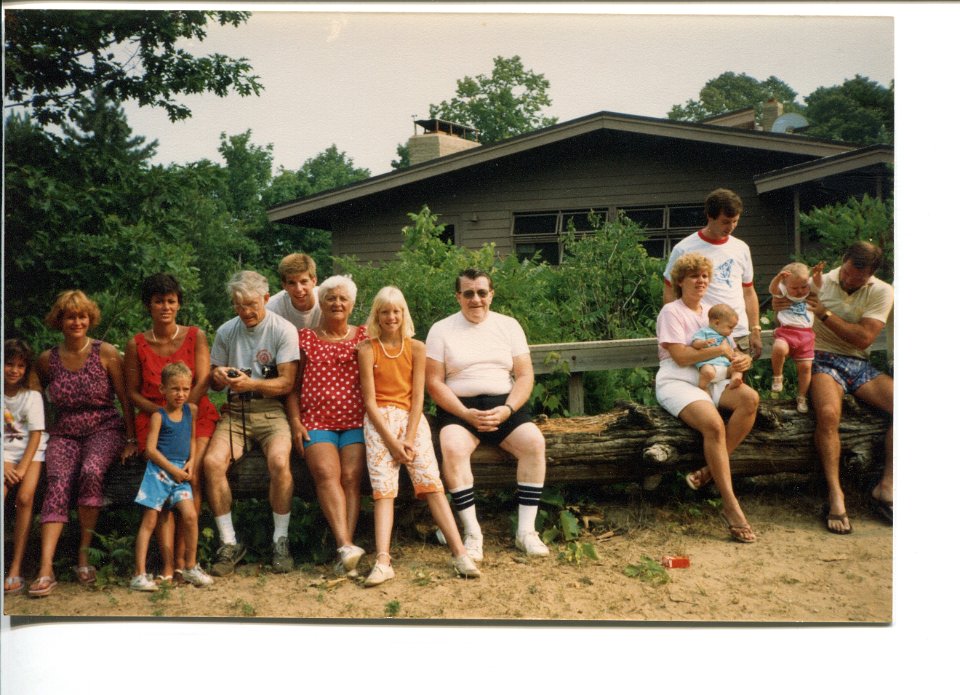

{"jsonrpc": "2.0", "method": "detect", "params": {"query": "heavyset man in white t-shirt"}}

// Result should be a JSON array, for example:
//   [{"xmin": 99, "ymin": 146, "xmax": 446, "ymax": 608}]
[
  {"xmin": 425, "ymin": 269, "xmax": 550, "ymax": 561},
  {"xmin": 663, "ymin": 188, "xmax": 763, "ymax": 360}
]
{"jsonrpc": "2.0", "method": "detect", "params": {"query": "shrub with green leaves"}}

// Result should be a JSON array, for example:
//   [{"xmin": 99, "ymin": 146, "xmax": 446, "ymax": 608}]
[{"xmin": 799, "ymin": 194, "xmax": 893, "ymax": 282}]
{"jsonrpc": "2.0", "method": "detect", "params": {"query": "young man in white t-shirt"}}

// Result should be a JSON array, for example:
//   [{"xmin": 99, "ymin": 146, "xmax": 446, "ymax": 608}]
[
  {"xmin": 663, "ymin": 188, "xmax": 763, "ymax": 359},
  {"xmin": 425, "ymin": 269, "xmax": 550, "ymax": 561},
  {"xmin": 266, "ymin": 252, "xmax": 323, "ymax": 330},
  {"xmin": 205, "ymin": 270, "xmax": 300, "ymax": 576}
]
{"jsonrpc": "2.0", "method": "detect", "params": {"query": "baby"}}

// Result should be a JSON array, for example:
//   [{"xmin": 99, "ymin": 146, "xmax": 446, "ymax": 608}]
[
  {"xmin": 768, "ymin": 261, "xmax": 824, "ymax": 413},
  {"xmin": 691, "ymin": 303, "xmax": 742, "ymax": 391}
]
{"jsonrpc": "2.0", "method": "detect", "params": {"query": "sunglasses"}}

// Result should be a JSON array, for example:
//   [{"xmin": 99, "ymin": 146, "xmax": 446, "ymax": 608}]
[{"xmin": 458, "ymin": 289, "xmax": 490, "ymax": 299}]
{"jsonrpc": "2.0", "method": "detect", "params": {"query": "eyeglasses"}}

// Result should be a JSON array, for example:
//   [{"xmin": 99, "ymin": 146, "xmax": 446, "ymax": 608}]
[{"xmin": 458, "ymin": 289, "xmax": 490, "ymax": 299}]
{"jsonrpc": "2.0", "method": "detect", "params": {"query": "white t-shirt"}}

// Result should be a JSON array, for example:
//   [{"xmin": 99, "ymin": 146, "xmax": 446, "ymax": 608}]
[
  {"xmin": 211, "ymin": 310, "xmax": 300, "ymax": 380},
  {"xmin": 814, "ymin": 267, "xmax": 893, "ymax": 359},
  {"xmin": 425, "ymin": 311, "xmax": 530, "ymax": 397},
  {"xmin": 3, "ymin": 388, "xmax": 48, "ymax": 462},
  {"xmin": 266, "ymin": 287, "xmax": 323, "ymax": 330},
  {"xmin": 663, "ymin": 230, "xmax": 755, "ymax": 338},
  {"xmin": 774, "ymin": 281, "xmax": 815, "ymax": 329},
  {"xmin": 656, "ymin": 299, "xmax": 711, "ymax": 362}
]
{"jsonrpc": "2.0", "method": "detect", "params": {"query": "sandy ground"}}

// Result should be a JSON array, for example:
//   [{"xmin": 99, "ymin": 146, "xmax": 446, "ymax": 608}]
[{"xmin": 4, "ymin": 475, "xmax": 891, "ymax": 623}]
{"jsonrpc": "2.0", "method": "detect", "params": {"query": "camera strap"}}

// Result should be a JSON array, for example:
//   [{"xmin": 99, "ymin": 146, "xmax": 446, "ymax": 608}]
[{"xmin": 228, "ymin": 392, "xmax": 249, "ymax": 464}]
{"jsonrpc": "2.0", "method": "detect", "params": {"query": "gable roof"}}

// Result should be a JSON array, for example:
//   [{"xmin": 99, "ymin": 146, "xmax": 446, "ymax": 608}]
[
  {"xmin": 268, "ymin": 110, "xmax": 856, "ymax": 226},
  {"xmin": 754, "ymin": 143, "xmax": 893, "ymax": 193}
]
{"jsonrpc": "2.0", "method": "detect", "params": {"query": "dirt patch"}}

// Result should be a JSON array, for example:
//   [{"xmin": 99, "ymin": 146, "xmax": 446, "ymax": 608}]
[{"xmin": 4, "ymin": 477, "xmax": 890, "ymax": 623}]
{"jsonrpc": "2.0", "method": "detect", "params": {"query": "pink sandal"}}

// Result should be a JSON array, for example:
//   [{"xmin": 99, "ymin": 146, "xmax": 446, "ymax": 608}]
[
  {"xmin": 73, "ymin": 565, "xmax": 97, "ymax": 585},
  {"xmin": 28, "ymin": 576, "xmax": 58, "ymax": 597},
  {"xmin": 4, "ymin": 576, "xmax": 25, "ymax": 595}
]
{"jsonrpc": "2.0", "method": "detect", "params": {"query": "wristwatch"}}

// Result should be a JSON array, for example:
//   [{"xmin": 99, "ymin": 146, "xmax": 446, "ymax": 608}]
[{"xmin": 820, "ymin": 310, "xmax": 833, "ymax": 322}]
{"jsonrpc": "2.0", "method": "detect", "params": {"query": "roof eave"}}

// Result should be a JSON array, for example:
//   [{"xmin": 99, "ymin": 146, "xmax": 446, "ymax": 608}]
[{"xmin": 753, "ymin": 144, "xmax": 893, "ymax": 194}]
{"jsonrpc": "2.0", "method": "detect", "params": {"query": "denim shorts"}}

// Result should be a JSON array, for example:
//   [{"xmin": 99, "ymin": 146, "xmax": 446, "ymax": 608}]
[
  {"xmin": 812, "ymin": 350, "xmax": 883, "ymax": 394},
  {"xmin": 305, "ymin": 427, "xmax": 365, "ymax": 449}
]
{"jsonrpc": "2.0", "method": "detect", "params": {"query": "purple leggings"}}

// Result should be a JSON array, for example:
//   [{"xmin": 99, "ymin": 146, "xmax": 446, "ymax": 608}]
[{"xmin": 41, "ymin": 428, "xmax": 125, "ymax": 523}]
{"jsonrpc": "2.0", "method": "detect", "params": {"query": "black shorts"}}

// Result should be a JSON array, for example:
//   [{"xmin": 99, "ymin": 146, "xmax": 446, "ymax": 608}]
[{"xmin": 436, "ymin": 394, "xmax": 533, "ymax": 446}]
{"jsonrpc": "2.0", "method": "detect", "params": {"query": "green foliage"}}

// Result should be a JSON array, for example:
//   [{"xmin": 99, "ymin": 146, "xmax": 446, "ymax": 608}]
[
  {"xmin": 536, "ymin": 488, "xmax": 600, "ymax": 566},
  {"xmin": 4, "ymin": 9, "xmax": 262, "ymax": 126},
  {"xmin": 624, "ymin": 556, "xmax": 670, "ymax": 585},
  {"xmin": 385, "ymin": 600, "xmax": 401, "ymax": 617},
  {"xmin": 86, "ymin": 529, "xmax": 136, "ymax": 584},
  {"xmin": 798, "ymin": 194, "xmax": 894, "ymax": 282},
  {"xmin": 668, "ymin": 72, "xmax": 800, "ymax": 122},
  {"xmin": 429, "ymin": 55, "xmax": 558, "ymax": 144},
  {"xmin": 803, "ymin": 76, "xmax": 894, "ymax": 145}
]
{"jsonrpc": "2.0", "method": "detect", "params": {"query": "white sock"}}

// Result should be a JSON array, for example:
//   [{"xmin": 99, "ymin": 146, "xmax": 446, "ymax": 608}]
[
  {"xmin": 516, "ymin": 482, "xmax": 544, "ymax": 536},
  {"xmin": 273, "ymin": 512, "xmax": 290, "ymax": 542},
  {"xmin": 215, "ymin": 513, "xmax": 237, "ymax": 546},
  {"xmin": 450, "ymin": 486, "xmax": 482, "ymax": 537}
]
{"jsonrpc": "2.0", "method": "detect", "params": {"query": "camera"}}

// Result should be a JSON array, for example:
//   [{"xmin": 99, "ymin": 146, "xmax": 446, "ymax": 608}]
[{"xmin": 226, "ymin": 368, "xmax": 253, "ymax": 401}]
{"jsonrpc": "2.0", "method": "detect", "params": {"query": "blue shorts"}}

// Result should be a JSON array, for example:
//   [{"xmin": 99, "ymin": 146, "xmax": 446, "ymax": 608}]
[
  {"xmin": 305, "ymin": 428, "xmax": 364, "ymax": 449},
  {"xmin": 813, "ymin": 350, "xmax": 883, "ymax": 394},
  {"xmin": 134, "ymin": 460, "xmax": 194, "ymax": 511}
]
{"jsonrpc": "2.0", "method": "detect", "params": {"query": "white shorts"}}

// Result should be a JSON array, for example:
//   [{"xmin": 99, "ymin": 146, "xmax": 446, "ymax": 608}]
[{"xmin": 656, "ymin": 359, "xmax": 727, "ymax": 417}]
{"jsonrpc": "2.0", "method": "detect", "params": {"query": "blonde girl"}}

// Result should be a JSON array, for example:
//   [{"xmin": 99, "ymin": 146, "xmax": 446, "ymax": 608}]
[{"xmin": 357, "ymin": 286, "xmax": 480, "ymax": 585}]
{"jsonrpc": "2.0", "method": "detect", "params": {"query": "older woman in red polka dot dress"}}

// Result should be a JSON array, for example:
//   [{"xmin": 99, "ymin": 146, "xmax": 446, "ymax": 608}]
[{"xmin": 287, "ymin": 275, "xmax": 368, "ymax": 576}]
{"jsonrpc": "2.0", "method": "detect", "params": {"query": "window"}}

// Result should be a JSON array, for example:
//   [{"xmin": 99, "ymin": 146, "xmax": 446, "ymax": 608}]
[
  {"xmin": 617, "ymin": 202, "xmax": 703, "ymax": 257},
  {"xmin": 439, "ymin": 224, "xmax": 455, "ymax": 245},
  {"xmin": 512, "ymin": 208, "xmax": 604, "ymax": 264}
]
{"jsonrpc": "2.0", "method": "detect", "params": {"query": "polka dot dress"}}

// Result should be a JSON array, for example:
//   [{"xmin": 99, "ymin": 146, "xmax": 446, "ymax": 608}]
[{"xmin": 298, "ymin": 325, "xmax": 367, "ymax": 431}]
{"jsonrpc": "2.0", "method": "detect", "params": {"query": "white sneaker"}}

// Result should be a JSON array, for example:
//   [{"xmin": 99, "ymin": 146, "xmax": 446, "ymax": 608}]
[
  {"xmin": 453, "ymin": 554, "xmax": 481, "ymax": 578},
  {"xmin": 364, "ymin": 563, "xmax": 395, "ymax": 587},
  {"xmin": 771, "ymin": 376, "xmax": 784, "ymax": 393},
  {"xmin": 181, "ymin": 565, "xmax": 214, "ymax": 587},
  {"xmin": 338, "ymin": 544, "xmax": 365, "ymax": 572},
  {"xmin": 796, "ymin": 395, "xmax": 809, "ymax": 413},
  {"xmin": 515, "ymin": 531, "xmax": 550, "ymax": 557},
  {"xmin": 463, "ymin": 533, "xmax": 483, "ymax": 562},
  {"xmin": 435, "ymin": 528, "xmax": 447, "ymax": 545},
  {"xmin": 130, "ymin": 573, "xmax": 158, "ymax": 592}
]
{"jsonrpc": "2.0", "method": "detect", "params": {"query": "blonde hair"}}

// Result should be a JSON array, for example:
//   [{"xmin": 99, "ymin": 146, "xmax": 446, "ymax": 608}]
[
  {"xmin": 44, "ymin": 290, "xmax": 101, "ymax": 330},
  {"xmin": 780, "ymin": 261, "xmax": 810, "ymax": 279},
  {"xmin": 669, "ymin": 253, "xmax": 713, "ymax": 299},
  {"xmin": 278, "ymin": 253, "xmax": 317, "ymax": 283},
  {"xmin": 365, "ymin": 286, "xmax": 416, "ymax": 339},
  {"xmin": 160, "ymin": 361, "xmax": 193, "ymax": 386}
]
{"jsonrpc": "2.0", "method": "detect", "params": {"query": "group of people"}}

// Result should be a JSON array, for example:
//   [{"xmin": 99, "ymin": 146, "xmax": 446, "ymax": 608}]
[
  {"xmin": 657, "ymin": 188, "xmax": 893, "ymax": 541},
  {"xmin": 4, "ymin": 253, "xmax": 553, "ymax": 597},
  {"xmin": 3, "ymin": 187, "xmax": 894, "ymax": 598}
]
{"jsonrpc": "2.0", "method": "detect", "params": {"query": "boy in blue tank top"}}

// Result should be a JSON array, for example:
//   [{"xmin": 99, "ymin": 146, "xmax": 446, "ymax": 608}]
[{"xmin": 131, "ymin": 362, "xmax": 212, "ymax": 590}]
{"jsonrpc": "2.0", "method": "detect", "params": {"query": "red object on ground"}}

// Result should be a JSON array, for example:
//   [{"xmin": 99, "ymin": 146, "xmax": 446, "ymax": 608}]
[{"xmin": 661, "ymin": 555, "xmax": 690, "ymax": 569}]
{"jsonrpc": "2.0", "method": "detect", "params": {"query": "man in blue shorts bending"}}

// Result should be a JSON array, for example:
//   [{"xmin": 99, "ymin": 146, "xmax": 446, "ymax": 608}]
[{"xmin": 804, "ymin": 241, "xmax": 893, "ymax": 534}]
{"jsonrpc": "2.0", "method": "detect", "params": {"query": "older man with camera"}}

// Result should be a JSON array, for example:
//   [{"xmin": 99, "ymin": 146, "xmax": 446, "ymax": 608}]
[{"xmin": 204, "ymin": 270, "xmax": 300, "ymax": 576}]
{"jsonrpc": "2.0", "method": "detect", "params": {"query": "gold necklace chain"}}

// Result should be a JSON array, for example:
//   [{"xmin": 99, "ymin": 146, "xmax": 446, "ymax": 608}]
[{"xmin": 377, "ymin": 337, "xmax": 404, "ymax": 359}]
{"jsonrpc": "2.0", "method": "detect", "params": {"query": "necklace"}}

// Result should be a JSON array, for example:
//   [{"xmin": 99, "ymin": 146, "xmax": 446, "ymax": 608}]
[
  {"xmin": 64, "ymin": 338, "xmax": 91, "ymax": 355},
  {"xmin": 149, "ymin": 325, "xmax": 181, "ymax": 344},
  {"xmin": 320, "ymin": 324, "xmax": 350, "ymax": 341},
  {"xmin": 377, "ymin": 338, "xmax": 404, "ymax": 359}
]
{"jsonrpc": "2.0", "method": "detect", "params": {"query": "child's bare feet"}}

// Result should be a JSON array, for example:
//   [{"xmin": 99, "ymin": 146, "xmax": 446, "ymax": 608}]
[{"xmin": 729, "ymin": 372, "xmax": 743, "ymax": 388}]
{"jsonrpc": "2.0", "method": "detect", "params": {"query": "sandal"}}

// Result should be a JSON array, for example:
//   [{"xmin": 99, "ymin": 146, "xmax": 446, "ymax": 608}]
[
  {"xmin": 28, "ymin": 576, "xmax": 58, "ymax": 597},
  {"xmin": 4, "ymin": 576, "xmax": 25, "ymax": 595},
  {"xmin": 685, "ymin": 468, "xmax": 711, "ymax": 491},
  {"xmin": 822, "ymin": 505, "xmax": 853, "ymax": 535},
  {"xmin": 720, "ymin": 510, "xmax": 757, "ymax": 543},
  {"xmin": 73, "ymin": 565, "xmax": 97, "ymax": 585}
]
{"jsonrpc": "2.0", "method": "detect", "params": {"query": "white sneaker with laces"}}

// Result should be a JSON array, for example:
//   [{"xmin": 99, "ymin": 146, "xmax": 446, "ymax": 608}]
[
  {"xmin": 130, "ymin": 573, "xmax": 158, "ymax": 592},
  {"xmin": 515, "ymin": 531, "xmax": 550, "ymax": 557},
  {"xmin": 771, "ymin": 376, "xmax": 784, "ymax": 393},
  {"xmin": 452, "ymin": 554, "xmax": 481, "ymax": 578},
  {"xmin": 796, "ymin": 395, "xmax": 809, "ymax": 413},
  {"xmin": 181, "ymin": 565, "xmax": 214, "ymax": 587},
  {"xmin": 364, "ymin": 563, "xmax": 395, "ymax": 587},
  {"xmin": 338, "ymin": 544, "xmax": 365, "ymax": 571},
  {"xmin": 463, "ymin": 533, "xmax": 483, "ymax": 562}
]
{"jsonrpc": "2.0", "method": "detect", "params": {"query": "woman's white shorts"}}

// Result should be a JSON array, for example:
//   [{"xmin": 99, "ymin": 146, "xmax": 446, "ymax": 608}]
[{"xmin": 655, "ymin": 359, "xmax": 728, "ymax": 417}]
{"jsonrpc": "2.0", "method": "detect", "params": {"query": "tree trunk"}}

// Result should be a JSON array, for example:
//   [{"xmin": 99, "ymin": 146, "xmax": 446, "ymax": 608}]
[{"xmin": 102, "ymin": 397, "xmax": 889, "ymax": 505}]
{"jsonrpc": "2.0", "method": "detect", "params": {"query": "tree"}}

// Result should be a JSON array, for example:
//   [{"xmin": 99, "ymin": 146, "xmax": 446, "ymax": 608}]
[
  {"xmin": 4, "ymin": 9, "xmax": 262, "ymax": 125},
  {"xmin": 668, "ymin": 72, "xmax": 800, "ymax": 122},
  {"xmin": 428, "ymin": 55, "xmax": 558, "ymax": 145},
  {"xmin": 802, "ymin": 75, "xmax": 893, "ymax": 145}
]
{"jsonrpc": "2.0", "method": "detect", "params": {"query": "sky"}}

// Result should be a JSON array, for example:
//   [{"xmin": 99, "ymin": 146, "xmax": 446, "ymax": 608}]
[{"xmin": 98, "ymin": 4, "xmax": 901, "ymax": 176}]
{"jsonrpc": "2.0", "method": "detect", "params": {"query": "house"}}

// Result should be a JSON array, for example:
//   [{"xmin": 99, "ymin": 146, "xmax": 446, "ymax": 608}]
[{"xmin": 267, "ymin": 110, "xmax": 892, "ymax": 284}]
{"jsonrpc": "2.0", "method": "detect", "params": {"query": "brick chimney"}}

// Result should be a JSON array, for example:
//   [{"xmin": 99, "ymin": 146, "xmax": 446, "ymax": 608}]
[
  {"xmin": 408, "ymin": 118, "xmax": 481, "ymax": 165},
  {"xmin": 761, "ymin": 99, "xmax": 784, "ymax": 132}
]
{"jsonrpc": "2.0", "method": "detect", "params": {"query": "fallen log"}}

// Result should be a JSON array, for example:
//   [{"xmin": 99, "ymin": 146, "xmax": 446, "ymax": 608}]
[{"xmin": 102, "ymin": 396, "xmax": 888, "ymax": 505}]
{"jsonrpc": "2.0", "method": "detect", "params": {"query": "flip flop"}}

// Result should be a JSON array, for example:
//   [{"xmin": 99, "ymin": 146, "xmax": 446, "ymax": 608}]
[
  {"xmin": 4, "ymin": 576, "xmax": 25, "ymax": 595},
  {"xmin": 685, "ymin": 469, "xmax": 710, "ymax": 491},
  {"xmin": 719, "ymin": 510, "xmax": 757, "ymax": 543},
  {"xmin": 822, "ymin": 505, "xmax": 853, "ymax": 535},
  {"xmin": 28, "ymin": 576, "xmax": 58, "ymax": 597},
  {"xmin": 73, "ymin": 565, "xmax": 97, "ymax": 585},
  {"xmin": 871, "ymin": 497, "xmax": 893, "ymax": 525}
]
